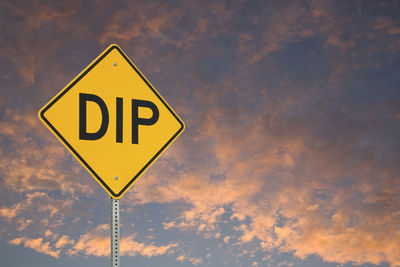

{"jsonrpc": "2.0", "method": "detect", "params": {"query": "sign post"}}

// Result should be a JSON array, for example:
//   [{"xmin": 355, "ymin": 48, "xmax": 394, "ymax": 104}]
[
  {"xmin": 111, "ymin": 198, "xmax": 120, "ymax": 267},
  {"xmin": 38, "ymin": 44, "xmax": 184, "ymax": 266}
]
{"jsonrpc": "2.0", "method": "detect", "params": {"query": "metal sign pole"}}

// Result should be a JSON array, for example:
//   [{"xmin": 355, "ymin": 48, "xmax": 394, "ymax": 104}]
[{"xmin": 111, "ymin": 198, "xmax": 120, "ymax": 267}]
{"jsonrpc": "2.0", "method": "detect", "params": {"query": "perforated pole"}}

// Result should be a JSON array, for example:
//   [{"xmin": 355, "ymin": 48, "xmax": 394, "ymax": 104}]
[{"xmin": 111, "ymin": 198, "xmax": 120, "ymax": 267}]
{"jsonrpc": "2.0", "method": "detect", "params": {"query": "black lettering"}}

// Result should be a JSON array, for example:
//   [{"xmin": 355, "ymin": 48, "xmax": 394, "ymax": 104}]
[
  {"xmin": 132, "ymin": 100, "xmax": 159, "ymax": 144},
  {"xmin": 79, "ymin": 93, "xmax": 109, "ymax": 140},
  {"xmin": 116, "ymin": 97, "xmax": 123, "ymax": 143}
]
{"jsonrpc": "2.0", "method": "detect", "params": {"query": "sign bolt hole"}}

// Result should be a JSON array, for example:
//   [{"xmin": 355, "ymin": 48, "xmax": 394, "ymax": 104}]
[
  {"xmin": 113, "ymin": 62, "xmax": 117, "ymax": 66},
  {"xmin": 114, "ymin": 176, "xmax": 118, "ymax": 180}
]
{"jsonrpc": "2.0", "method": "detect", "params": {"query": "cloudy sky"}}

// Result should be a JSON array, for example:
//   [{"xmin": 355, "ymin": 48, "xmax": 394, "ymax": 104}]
[{"xmin": 1, "ymin": 1, "xmax": 399, "ymax": 267}]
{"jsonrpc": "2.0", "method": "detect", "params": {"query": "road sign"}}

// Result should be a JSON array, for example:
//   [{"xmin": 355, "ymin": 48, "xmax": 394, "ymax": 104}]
[{"xmin": 39, "ymin": 44, "xmax": 184, "ymax": 199}]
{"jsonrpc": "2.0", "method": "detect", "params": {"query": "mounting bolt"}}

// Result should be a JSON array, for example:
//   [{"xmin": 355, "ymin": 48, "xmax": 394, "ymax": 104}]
[
  {"xmin": 113, "ymin": 62, "xmax": 117, "ymax": 66},
  {"xmin": 114, "ymin": 176, "xmax": 118, "ymax": 180}
]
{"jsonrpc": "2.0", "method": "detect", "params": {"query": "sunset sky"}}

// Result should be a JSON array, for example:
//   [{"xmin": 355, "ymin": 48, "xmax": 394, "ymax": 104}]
[{"xmin": 1, "ymin": 1, "xmax": 399, "ymax": 267}]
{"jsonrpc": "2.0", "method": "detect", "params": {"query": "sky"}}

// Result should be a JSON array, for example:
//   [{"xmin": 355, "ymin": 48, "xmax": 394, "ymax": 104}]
[{"xmin": 0, "ymin": 0, "xmax": 399, "ymax": 267}]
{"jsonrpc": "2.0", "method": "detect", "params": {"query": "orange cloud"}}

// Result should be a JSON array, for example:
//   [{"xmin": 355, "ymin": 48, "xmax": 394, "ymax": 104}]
[
  {"xmin": 0, "ymin": 109, "xmax": 94, "ymax": 196},
  {"xmin": 67, "ymin": 224, "xmax": 178, "ymax": 258},
  {"xmin": 67, "ymin": 224, "xmax": 109, "ymax": 257},
  {"xmin": 55, "ymin": 235, "xmax": 75, "ymax": 249},
  {"xmin": 2, "ymin": 1, "xmax": 399, "ymax": 266},
  {"xmin": 9, "ymin": 236, "xmax": 60, "ymax": 258},
  {"xmin": 2, "ymin": 2, "xmax": 76, "ymax": 83},
  {"xmin": 176, "ymin": 253, "xmax": 203, "ymax": 265},
  {"xmin": 125, "ymin": 100, "xmax": 400, "ymax": 266},
  {"xmin": 120, "ymin": 235, "xmax": 177, "ymax": 258}
]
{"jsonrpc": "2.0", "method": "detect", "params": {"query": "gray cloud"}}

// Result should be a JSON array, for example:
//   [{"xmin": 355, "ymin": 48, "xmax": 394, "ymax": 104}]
[{"xmin": 1, "ymin": 1, "xmax": 399, "ymax": 266}]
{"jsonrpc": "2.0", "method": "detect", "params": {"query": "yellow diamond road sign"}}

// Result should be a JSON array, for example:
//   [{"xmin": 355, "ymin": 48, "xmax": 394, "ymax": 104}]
[{"xmin": 39, "ymin": 44, "xmax": 184, "ymax": 199}]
